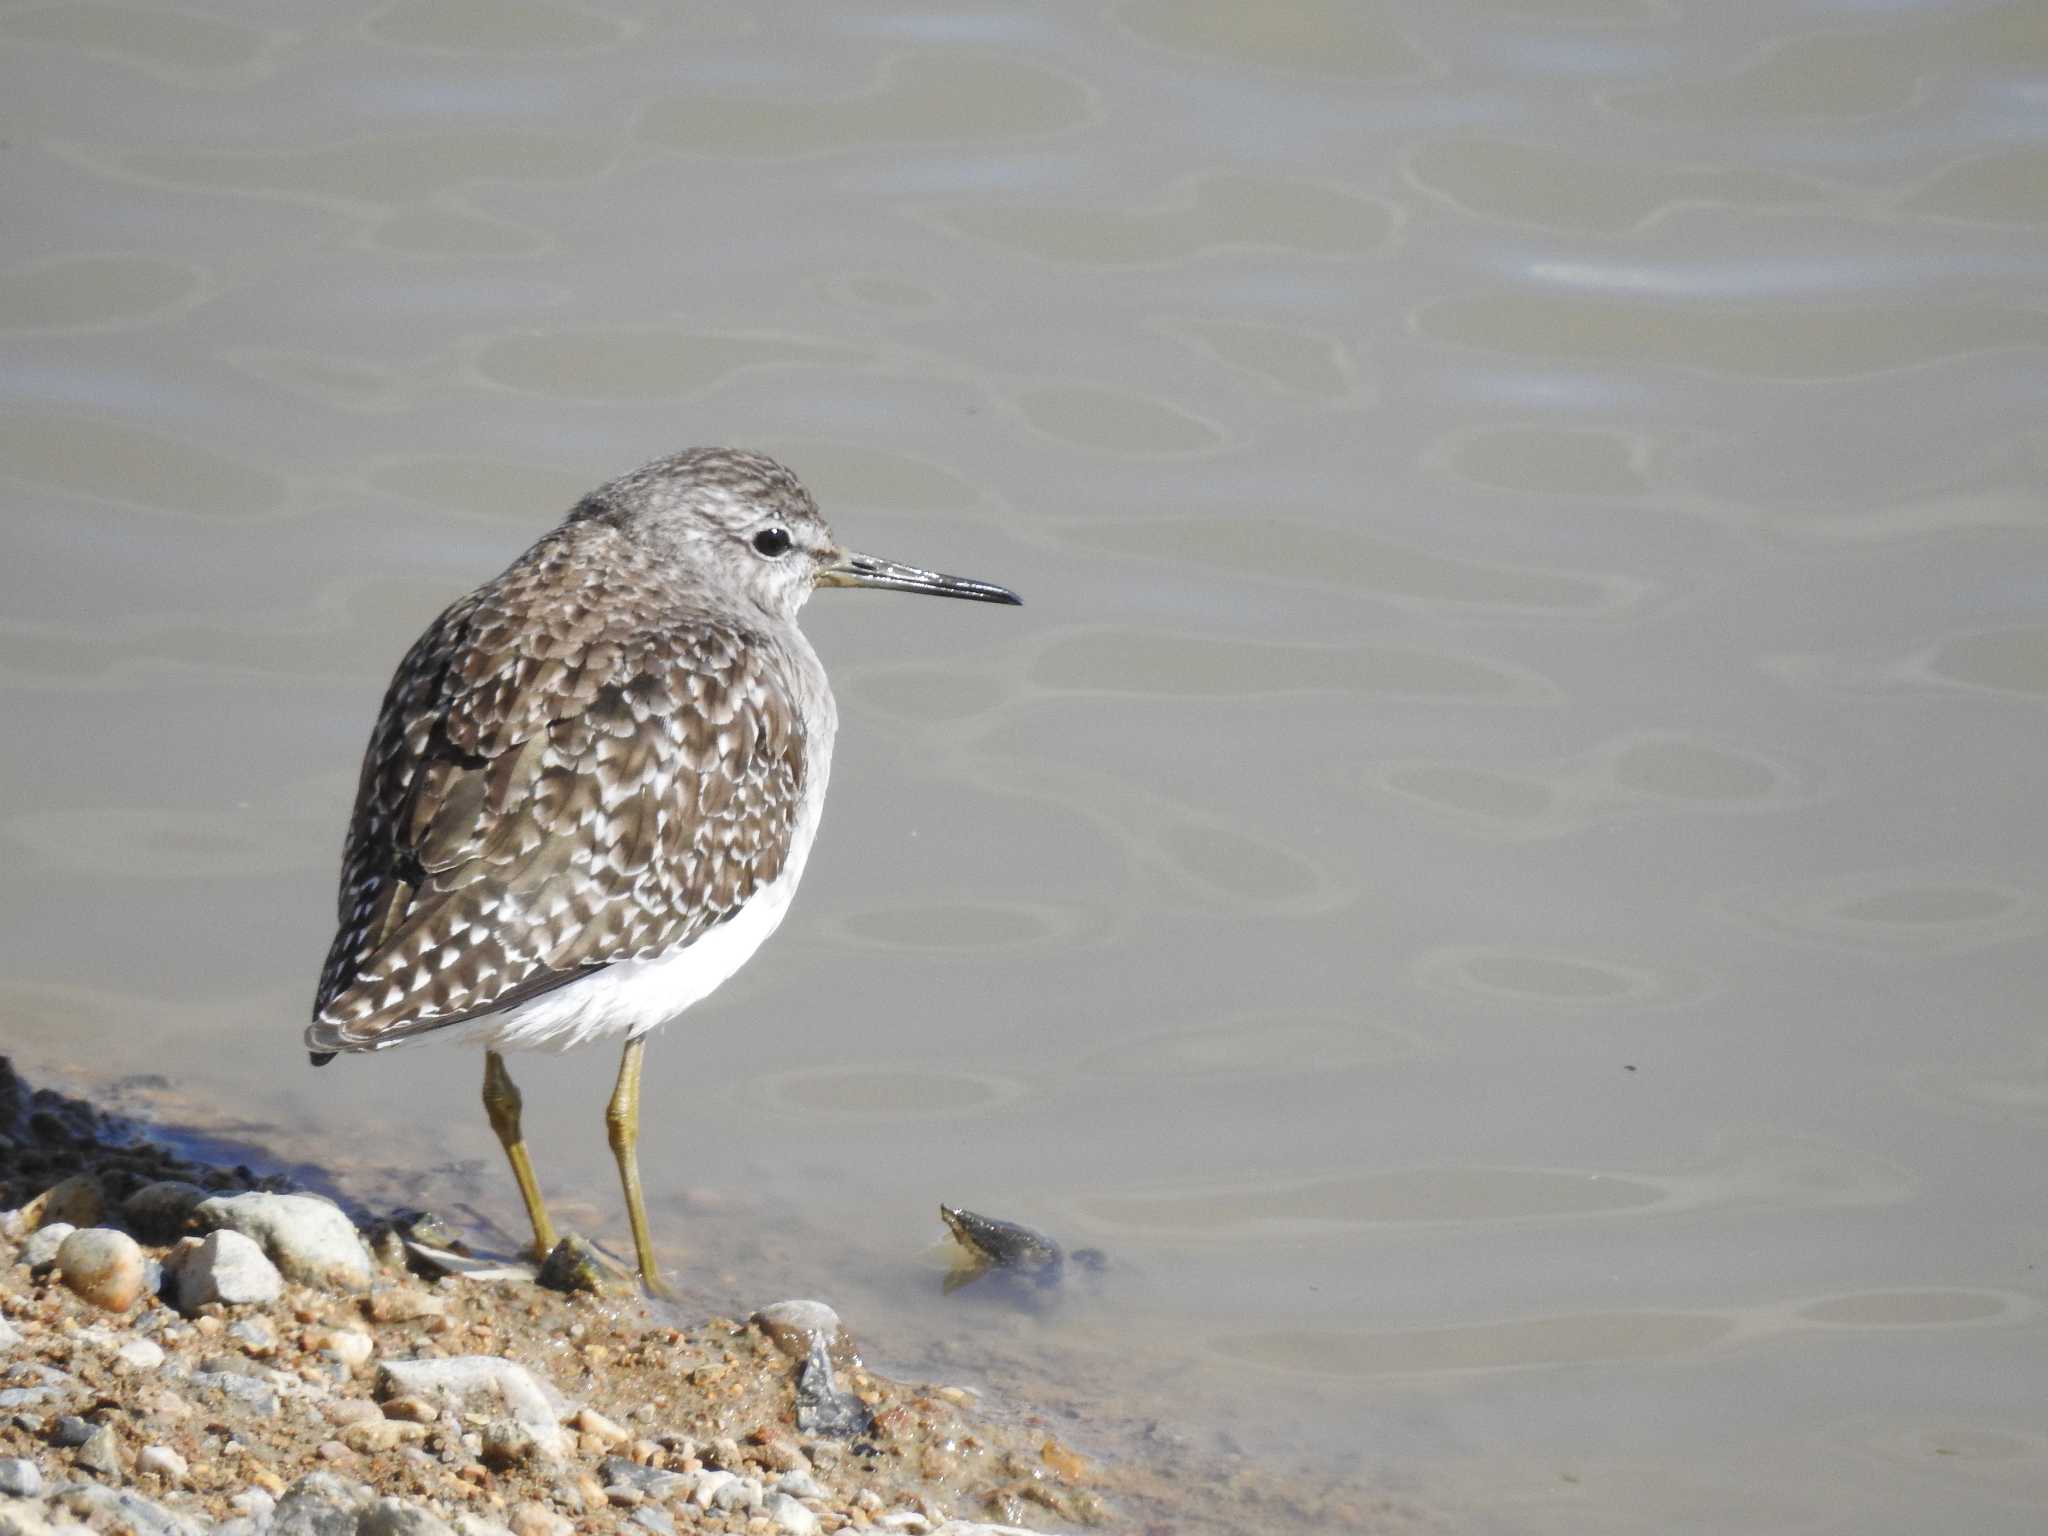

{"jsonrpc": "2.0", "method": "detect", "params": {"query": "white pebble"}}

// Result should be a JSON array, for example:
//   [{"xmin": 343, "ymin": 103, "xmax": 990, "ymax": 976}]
[
  {"xmin": 116, "ymin": 1337, "xmax": 166, "ymax": 1371},
  {"xmin": 138, "ymin": 1444, "xmax": 190, "ymax": 1480}
]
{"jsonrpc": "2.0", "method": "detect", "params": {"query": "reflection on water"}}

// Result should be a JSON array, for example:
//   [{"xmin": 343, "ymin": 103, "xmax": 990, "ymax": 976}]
[{"xmin": 6, "ymin": 0, "xmax": 2047, "ymax": 1531}]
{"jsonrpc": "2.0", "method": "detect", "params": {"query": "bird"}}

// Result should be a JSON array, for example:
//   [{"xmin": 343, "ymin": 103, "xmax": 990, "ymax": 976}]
[{"xmin": 306, "ymin": 447, "xmax": 1020, "ymax": 1291}]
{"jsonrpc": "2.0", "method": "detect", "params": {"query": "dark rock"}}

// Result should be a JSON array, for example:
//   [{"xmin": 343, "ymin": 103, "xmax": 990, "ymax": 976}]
[
  {"xmin": 75, "ymin": 1424, "xmax": 122, "ymax": 1477},
  {"xmin": 122, "ymin": 1182, "xmax": 208, "ymax": 1243},
  {"xmin": 48, "ymin": 1416, "xmax": 95, "ymax": 1448},
  {"xmin": 792, "ymin": 1338, "xmax": 870, "ymax": 1440}
]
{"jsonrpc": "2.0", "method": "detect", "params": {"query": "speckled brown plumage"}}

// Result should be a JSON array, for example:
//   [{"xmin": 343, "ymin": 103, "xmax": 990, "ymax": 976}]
[{"xmin": 309, "ymin": 510, "xmax": 807, "ymax": 1053}]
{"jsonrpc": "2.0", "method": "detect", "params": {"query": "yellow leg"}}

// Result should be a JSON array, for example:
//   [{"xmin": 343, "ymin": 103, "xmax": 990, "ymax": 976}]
[
  {"xmin": 482, "ymin": 1050, "xmax": 558, "ymax": 1262},
  {"xmin": 605, "ymin": 1037, "xmax": 668, "ymax": 1295}
]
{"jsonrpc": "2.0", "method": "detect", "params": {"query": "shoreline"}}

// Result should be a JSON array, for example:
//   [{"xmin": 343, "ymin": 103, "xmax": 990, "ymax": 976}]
[{"xmin": 0, "ymin": 1056, "xmax": 1109, "ymax": 1536}]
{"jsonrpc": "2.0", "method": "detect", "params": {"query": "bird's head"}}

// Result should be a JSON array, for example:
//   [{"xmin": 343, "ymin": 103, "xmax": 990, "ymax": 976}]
[{"xmin": 568, "ymin": 447, "xmax": 1020, "ymax": 623}]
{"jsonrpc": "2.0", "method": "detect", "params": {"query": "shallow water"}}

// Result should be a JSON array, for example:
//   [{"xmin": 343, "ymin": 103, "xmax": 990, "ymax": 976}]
[{"xmin": 5, "ymin": 2, "xmax": 2048, "ymax": 1530}]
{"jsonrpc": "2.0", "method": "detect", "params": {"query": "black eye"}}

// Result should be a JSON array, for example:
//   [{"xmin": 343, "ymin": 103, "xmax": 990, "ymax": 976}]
[{"xmin": 752, "ymin": 527, "xmax": 793, "ymax": 558}]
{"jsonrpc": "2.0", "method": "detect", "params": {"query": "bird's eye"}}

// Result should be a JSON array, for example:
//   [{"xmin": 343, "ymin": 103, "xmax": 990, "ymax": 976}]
[{"xmin": 752, "ymin": 527, "xmax": 793, "ymax": 558}]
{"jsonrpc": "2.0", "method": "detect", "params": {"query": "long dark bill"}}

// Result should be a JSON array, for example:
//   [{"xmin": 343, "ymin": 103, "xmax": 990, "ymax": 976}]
[{"xmin": 818, "ymin": 549, "xmax": 1022, "ymax": 605}]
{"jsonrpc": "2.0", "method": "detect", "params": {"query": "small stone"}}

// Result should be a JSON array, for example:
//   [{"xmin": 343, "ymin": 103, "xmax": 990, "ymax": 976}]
[
  {"xmin": 195, "ymin": 1193, "xmax": 372, "ymax": 1293},
  {"xmin": 272, "ymin": 1472, "xmax": 366, "ymax": 1536},
  {"xmin": 629, "ymin": 1508, "xmax": 675, "ymax": 1536},
  {"xmin": 768, "ymin": 1492, "xmax": 821, "ymax": 1536},
  {"xmin": 0, "ymin": 1456, "xmax": 42, "ymax": 1496},
  {"xmin": 575, "ymin": 1408, "xmax": 628, "ymax": 1447},
  {"xmin": 20, "ymin": 1223, "xmax": 75, "ymax": 1270},
  {"xmin": 169, "ymin": 1230, "xmax": 284, "ymax": 1310},
  {"xmin": 357, "ymin": 1497, "xmax": 456, "ymax": 1536},
  {"xmin": 752, "ymin": 1301, "xmax": 856, "ymax": 1369},
  {"xmin": 25, "ymin": 1175, "xmax": 103, "ymax": 1231},
  {"xmin": 0, "ymin": 1316, "xmax": 20, "ymax": 1350},
  {"xmin": 137, "ymin": 1445, "xmax": 189, "ymax": 1481},
  {"xmin": 776, "ymin": 1471, "xmax": 827, "ymax": 1500},
  {"xmin": 57, "ymin": 1227, "xmax": 147, "ymax": 1311},
  {"xmin": 341, "ymin": 1419, "xmax": 427, "ymax": 1454},
  {"xmin": 381, "ymin": 1395, "xmax": 439, "ymax": 1424},
  {"xmin": 506, "ymin": 1503, "xmax": 571, "ymax": 1536},
  {"xmin": 374, "ymin": 1358, "xmax": 567, "ymax": 1460},
  {"xmin": 691, "ymin": 1470, "xmax": 737, "ymax": 1509},
  {"xmin": 602, "ymin": 1485, "xmax": 643, "ymax": 1508},
  {"xmin": 749, "ymin": 1425, "xmax": 808, "ymax": 1473},
  {"xmin": 116, "ymin": 1337, "xmax": 167, "ymax": 1371},
  {"xmin": 534, "ymin": 1235, "xmax": 614, "ymax": 1295},
  {"xmin": 1039, "ymin": 1436, "xmax": 1090, "ymax": 1481},
  {"xmin": 452, "ymin": 1517, "xmax": 516, "ymax": 1536},
  {"xmin": 49, "ymin": 1415, "xmax": 96, "ymax": 1448},
  {"xmin": 313, "ymin": 1327, "xmax": 374, "ymax": 1367},
  {"xmin": 572, "ymin": 1474, "xmax": 607, "ymax": 1513},
  {"xmin": 365, "ymin": 1288, "xmax": 445, "ymax": 1324},
  {"xmin": 122, "ymin": 1181, "xmax": 208, "ymax": 1242},
  {"xmin": 316, "ymin": 1441, "xmax": 353, "ymax": 1462},
  {"xmin": 595, "ymin": 1459, "xmax": 689, "ymax": 1501},
  {"xmin": 75, "ymin": 1423, "xmax": 122, "ymax": 1477},
  {"xmin": 478, "ymin": 1420, "xmax": 539, "ymax": 1469},
  {"xmin": 227, "ymin": 1317, "xmax": 278, "ymax": 1356}
]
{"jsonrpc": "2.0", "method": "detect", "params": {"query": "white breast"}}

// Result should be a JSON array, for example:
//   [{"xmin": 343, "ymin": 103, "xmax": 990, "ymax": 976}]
[{"xmin": 462, "ymin": 633, "xmax": 837, "ymax": 1055}]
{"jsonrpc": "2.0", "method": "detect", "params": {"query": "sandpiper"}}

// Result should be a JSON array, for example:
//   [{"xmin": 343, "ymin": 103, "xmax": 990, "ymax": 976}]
[{"xmin": 307, "ymin": 447, "xmax": 1020, "ymax": 1290}]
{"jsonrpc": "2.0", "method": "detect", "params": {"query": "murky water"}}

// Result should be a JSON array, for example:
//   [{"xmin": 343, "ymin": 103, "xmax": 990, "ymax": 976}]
[{"xmin": 6, "ymin": 1, "xmax": 2048, "ymax": 1530}]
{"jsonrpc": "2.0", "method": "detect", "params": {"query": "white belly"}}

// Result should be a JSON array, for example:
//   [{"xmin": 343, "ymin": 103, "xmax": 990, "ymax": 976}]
[
  {"xmin": 461, "ymin": 712, "xmax": 832, "ymax": 1053},
  {"xmin": 457, "ymin": 860, "xmax": 805, "ymax": 1052}
]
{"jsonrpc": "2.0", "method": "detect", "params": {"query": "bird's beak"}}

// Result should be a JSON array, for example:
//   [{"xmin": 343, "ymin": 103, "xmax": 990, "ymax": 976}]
[{"xmin": 816, "ymin": 548, "xmax": 1022, "ymax": 605}]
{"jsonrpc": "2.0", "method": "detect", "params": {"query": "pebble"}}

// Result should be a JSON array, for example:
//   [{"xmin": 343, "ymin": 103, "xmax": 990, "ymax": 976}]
[
  {"xmin": 0, "ymin": 1316, "xmax": 20, "ymax": 1350},
  {"xmin": 75, "ymin": 1423, "xmax": 122, "ymax": 1476},
  {"xmin": 595, "ymin": 1458, "xmax": 689, "ymax": 1501},
  {"xmin": 188, "ymin": 1370, "xmax": 281, "ymax": 1419},
  {"xmin": 137, "ymin": 1444, "xmax": 189, "ymax": 1481},
  {"xmin": 195, "ymin": 1193, "xmax": 372, "ymax": 1293},
  {"xmin": 380, "ymin": 1394, "xmax": 439, "ymax": 1424},
  {"xmin": 122, "ymin": 1180, "xmax": 208, "ymax": 1242},
  {"xmin": 116, "ymin": 1337, "xmax": 167, "ymax": 1371},
  {"xmin": 691, "ymin": 1469, "xmax": 738, "ymax": 1510},
  {"xmin": 451, "ymin": 1517, "xmax": 516, "ymax": 1536},
  {"xmin": 753, "ymin": 1300, "xmax": 855, "ymax": 1367},
  {"xmin": 375, "ymin": 1357, "xmax": 567, "ymax": 1460},
  {"xmin": 48, "ymin": 1415, "xmax": 96, "ymax": 1448},
  {"xmin": 227, "ymin": 1316, "xmax": 279, "ymax": 1356},
  {"xmin": 56, "ymin": 1226, "xmax": 148, "ymax": 1311},
  {"xmin": 167, "ymin": 1229, "xmax": 285, "ymax": 1311},
  {"xmin": 506, "ymin": 1503, "xmax": 572, "ymax": 1536},
  {"xmin": 313, "ymin": 1327, "xmax": 374, "ymax": 1367},
  {"xmin": 0, "ymin": 1456, "xmax": 42, "ymax": 1496},
  {"xmin": 575, "ymin": 1407, "xmax": 628, "ymax": 1447},
  {"xmin": 358, "ymin": 1496, "xmax": 456, "ymax": 1536},
  {"xmin": 478, "ymin": 1420, "xmax": 542, "ymax": 1468},
  {"xmin": 629, "ymin": 1507, "xmax": 676, "ymax": 1536},
  {"xmin": 19, "ymin": 1223, "xmax": 75, "ymax": 1270},
  {"xmin": 365, "ymin": 1287, "xmax": 445, "ymax": 1324},
  {"xmin": 778, "ymin": 1470, "xmax": 828, "ymax": 1500},
  {"xmin": 769, "ymin": 1492, "xmax": 822, "ymax": 1535},
  {"xmin": 341, "ymin": 1419, "xmax": 428, "ymax": 1454},
  {"xmin": 271, "ymin": 1472, "xmax": 366, "ymax": 1536},
  {"xmin": 25, "ymin": 1174, "xmax": 104, "ymax": 1230}
]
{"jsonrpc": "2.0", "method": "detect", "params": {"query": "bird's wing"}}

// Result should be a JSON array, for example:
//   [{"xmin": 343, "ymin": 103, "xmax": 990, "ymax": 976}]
[{"xmin": 308, "ymin": 547, "xmax": 806, "ymax": 1053}]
